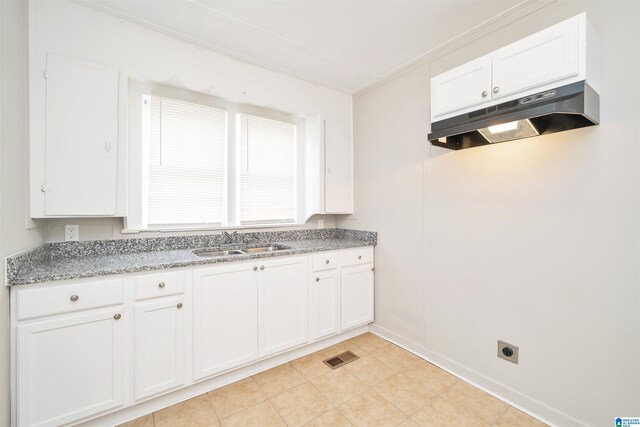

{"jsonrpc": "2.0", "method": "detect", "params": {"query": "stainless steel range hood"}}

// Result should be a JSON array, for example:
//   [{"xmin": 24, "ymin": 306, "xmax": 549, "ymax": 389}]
[{"xmin": 428, "ymin": 81, "xmax": 599, "ymax": 151}]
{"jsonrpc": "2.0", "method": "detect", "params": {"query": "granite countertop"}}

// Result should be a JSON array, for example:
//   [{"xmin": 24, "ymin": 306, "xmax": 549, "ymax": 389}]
[{"xmin": 6, "ymin": 228, "xmax": 376, "ymax": 286}]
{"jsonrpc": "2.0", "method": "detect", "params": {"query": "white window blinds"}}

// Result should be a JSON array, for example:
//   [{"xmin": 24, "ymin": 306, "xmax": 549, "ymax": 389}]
[
  {"xmin": 238, "ymin": 114, "xmax": 296, "ymax": 224},
  {"xmin": 146, "ymin": 95, "xmax": 227, "ymax": 226}
]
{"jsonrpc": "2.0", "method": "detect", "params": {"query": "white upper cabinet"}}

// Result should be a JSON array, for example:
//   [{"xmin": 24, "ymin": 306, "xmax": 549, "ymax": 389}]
[
  {"xmin": 430, "ymin": 13, "xmax": 599, "ymax": 122},
  {"xmin": 40, "ymin": 55, "xmax": 120, "ymax": 216},
  {"xmin": 304, "ymin": 118, "xmax": 354, "ymax": 220},
  {"xmin": 43, "ymin": 55, "xmax": 118, "ymax": 216},
  {"xmin": 491, "ymin": 16, "xmax": 579, "ymax": 100},
  {"xmin": 324, "ymin": 119, "xmax": 353, "ymax": 214},
  {"xmin": 431, "ymin": 56, "xmax": 492, "ymax": 120}
]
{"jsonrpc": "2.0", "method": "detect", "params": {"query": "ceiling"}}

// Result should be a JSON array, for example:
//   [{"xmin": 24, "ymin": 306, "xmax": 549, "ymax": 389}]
[{"xmin": 79, "ymin": 0, "xmax": 526, "ymax": 93}]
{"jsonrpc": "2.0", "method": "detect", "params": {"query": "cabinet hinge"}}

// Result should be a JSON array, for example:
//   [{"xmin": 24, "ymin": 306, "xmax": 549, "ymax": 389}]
[{"xmin": 40, "ymin": 184, "xmax": 52, "ymax": 192}]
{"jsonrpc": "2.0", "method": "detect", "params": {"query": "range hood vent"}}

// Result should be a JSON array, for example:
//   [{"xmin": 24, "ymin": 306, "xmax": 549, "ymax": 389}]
[{"xmin": 428, "ymin": 81, "xmax": 599, "ymax": 151}]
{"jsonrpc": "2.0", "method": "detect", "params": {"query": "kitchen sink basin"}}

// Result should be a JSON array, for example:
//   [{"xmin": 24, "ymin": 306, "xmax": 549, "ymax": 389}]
[
  {"xmin": 243, "ymin": 245, "xmax": 289, "ymax": 254},
  {"xmin": 193, "ymin": 249, "xmax": 245, "ymax": 257},
  {"xmin": 193, "ymin": 244, "xmax": 290, "ymax": 257}
]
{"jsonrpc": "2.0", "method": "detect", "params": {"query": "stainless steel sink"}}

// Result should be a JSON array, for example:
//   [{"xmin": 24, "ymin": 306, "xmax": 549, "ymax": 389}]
[
  {"xmin": 193, "ymin": 249, "xmax": 245, "ymax": 257},
  {"xmin": 193, "ymin": 244, "xmax": 290, "ymax": 257},
  {"xmin": 243, "ymin": 245, "xmax": 289, "ymax": 254}
]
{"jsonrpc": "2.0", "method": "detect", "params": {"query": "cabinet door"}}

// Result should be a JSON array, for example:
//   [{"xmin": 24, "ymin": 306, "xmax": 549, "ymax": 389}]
[
  {"xmin": 491, "ymin": 17, "xmax": 579, "ymax": 99},
  {"xmin": 341, "ymin": 264, "xmax": 374, "ymax": 331},
  {"xmin": 44, "ymin": 54, "xmax": 119, "ymax": 216},
  {"xmin": 134, "ymin": 297, "xmax": 185, "ymax": 401},
  {"xmin": 193, "ymin": 264, "xmax": 258, "ymax": 381},
  {"xmin": 17, "ymin": 308, "xmax": 125, "ymax": 427},
  {"xmin": 325, "ymin": 119, "xmax": 353, "ymax": 214},
  {"xmin": 310, "ymin": 270, "xmax": 339, "ymax": 341},
  {"xmin": 431, "ymin": 55, "xmax": 492, "ymax": 120},
  {"xmin": 258, "ymin": 257, "xmax": 308, "ymax": 357}
]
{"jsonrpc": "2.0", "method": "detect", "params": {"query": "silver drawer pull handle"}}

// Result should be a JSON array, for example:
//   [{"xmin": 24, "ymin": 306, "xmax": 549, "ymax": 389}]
[
  {"xmin": 481, "ymin": 90, "xmax": 488, "ymax": 97},
  {"xmin": 158, "ymin": 282, "xmax": 166, "ymax": 288},
  {"xmin": 253, "ymin": 266, "xmax": 258, "ymax": 271},
  {"xmin": 315, "ymin": 277, "xmax": 320, "ymax": 282},
  {"xmin": 493, "ymin": 86, "xmax": 499, "ymax": 93},
  {"xmin": 358, "ymin": 255, "xmax": 362, "ymax": 260},
  {"xmin": 70, "ymin": 295, "xmax": 79, "ymax": 302},
  {"xmin": 114, "ymin": 313, "xmax": 121, "ymax": 320},
  {"xmin": 260, "ymin": 265, "xmax": 265, "ymax": 270},
  {"xmin": 325, "ymin": 259, "xmax": 330, "ymax": 264},
  {"xmin": 177, "ymin": 303, "xmax": 183, "ymax": 309}
]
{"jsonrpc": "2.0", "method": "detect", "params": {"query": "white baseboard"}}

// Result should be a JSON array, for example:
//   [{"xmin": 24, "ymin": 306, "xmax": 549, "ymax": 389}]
[
  {"xmin": 78, "ymin": 326, "xmax": 369, "ymax": 427},
  {"xmin": 368, "ymin": 323, "xmax": 589, "ymax": 427}
]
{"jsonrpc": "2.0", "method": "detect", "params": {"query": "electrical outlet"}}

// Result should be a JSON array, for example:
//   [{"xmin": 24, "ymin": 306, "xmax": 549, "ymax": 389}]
[
  {"xmin": 498, "ymin": 340, "xmax": 519, "ymax": 364},
  {"xmin": 65, "ymin": 225, "xmax": 79, "ymax": 242},
  {"xmin": 317, "ymin": 219, "xmax": 324, "ymax": 229}
]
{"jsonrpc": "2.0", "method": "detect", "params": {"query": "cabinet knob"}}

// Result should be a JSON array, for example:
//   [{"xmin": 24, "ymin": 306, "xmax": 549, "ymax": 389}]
[
  {"xmin": 315, "ymin": 277, "xmax": 320, "ymax": 282},
  {"xmin": 158, "ymin": 282, "xmax": 166, "ymax": 288},
  {"xmin": 372, "ymin": 268, "xmax": 375, "ymax": 272},
  {"xmin": 325, "ymin": 259, "xmax": 330, "ymax": 264},
  {"xmin": 253, "ymin": 266, "xmax": 258, "ymax": 271},
  {"xmin": 260, "ymin": 265, "xmax": 265, "ymax": 270},
  {"xmin": 493, "ymin": 86, "xmax": 499, "ymax": 94},
  {"xmin": 177, "ymin": 303, "xmax": 183, "ymax": 309},
  {"xmin": 358, "ymin": 255, "xmax": 362, "ymax": 260},
  {"xmin": 481, "ymin": 90, "xmax": 488, "ymax": 97},
  {"xmin": 114, "ymin": 313, "xmax": 121, "ymax": 320},
  {"xmin": 70, "ymin": 295, "xmax": 79, "ymax": 302}
]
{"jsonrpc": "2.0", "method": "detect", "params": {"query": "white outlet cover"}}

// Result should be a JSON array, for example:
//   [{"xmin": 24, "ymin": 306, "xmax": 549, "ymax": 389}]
[{"xmin": 65, "ymin": 225, "xmax": 79, "ymax": 241}]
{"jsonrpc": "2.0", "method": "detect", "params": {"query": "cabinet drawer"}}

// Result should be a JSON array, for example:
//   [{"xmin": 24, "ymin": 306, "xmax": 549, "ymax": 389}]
[
  {"xmin": 17, "ymin": 278, "xmax": 124, "ymax": 320},
  {"xmin": 135, "ymin": 270, "xmax": 185, "ymax": 301},
  {"xmin": 339, "ymin": 247, "xmax": 374, "ymax": 267},
  {"xmin": 312, "ymin": 252, "xmax": 338, "ymax": 272}
]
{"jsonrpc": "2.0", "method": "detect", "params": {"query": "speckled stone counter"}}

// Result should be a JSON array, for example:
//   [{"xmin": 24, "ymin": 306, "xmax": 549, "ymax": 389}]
[{"xmin": 6, "ymin": 228, "xmax": 376, "ymax": 286}]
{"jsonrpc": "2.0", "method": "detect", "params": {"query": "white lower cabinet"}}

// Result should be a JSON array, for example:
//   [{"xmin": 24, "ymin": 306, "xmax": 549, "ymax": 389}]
[
  {"xmin": 310, "ymin": 270, "xmax": 340, "ymax": 340},
  {"xmin": 340, "ymin": 264, "xmax": 375, "ymax": 331},
  {"xmin": 258, "ymin": 257, "xmax": 309, "ymax": 357},
  {"xmin": 16, "ymin": 307, "xmax": 126, "ymax": 427},
  {"xmin": 134, "ymin": 297, "xmax": 185, "ymax": 401},
  {"xmin": 192, "ymin": 263, "xmax": 259, "ymax": 381},
  {"xmin": 193, "ymin": 257, "xmax": 308, "ymax": 379},
  {"xmin": 12, "ymin": 246, "xmax": 373, "ymax": 426}
]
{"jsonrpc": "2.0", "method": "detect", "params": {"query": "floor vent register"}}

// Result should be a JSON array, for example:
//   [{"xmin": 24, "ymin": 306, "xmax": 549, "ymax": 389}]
[{"xmin": 322, "ymin": 350, "xmax": 359, "ymax": 369}]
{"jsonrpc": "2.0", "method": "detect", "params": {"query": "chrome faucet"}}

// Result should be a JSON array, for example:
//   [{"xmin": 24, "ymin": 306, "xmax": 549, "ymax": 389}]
[{"xmin": 221, "ymin": 231, "xmax": 238, "ymax": 245}]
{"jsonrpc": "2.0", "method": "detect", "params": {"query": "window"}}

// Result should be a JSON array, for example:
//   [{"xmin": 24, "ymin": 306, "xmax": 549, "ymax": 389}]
[
  {"xmin": 128, "ymin": 83, "xmax": 301, "ymax": 230},
  {"xmin": 238, "ymin": 114, "xmax": 296, "ymax": 224},
  {"xmin": 146, "ymin": 95, "xmax": 227, "ymax": 226}
]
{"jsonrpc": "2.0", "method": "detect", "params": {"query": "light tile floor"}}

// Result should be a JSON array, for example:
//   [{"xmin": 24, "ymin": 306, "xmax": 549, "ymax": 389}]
[{"xmin": 119, "ymin": 333, "xmax": 548, "ymax": 427}]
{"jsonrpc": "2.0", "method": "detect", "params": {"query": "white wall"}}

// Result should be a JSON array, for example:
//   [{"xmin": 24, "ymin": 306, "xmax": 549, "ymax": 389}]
[
  {"xmin": 340, "ymin": 61, "xmax": 428, "ymax": 346},
  {"xmin": 0, "ymin": 1, "xmax": 46, "ymax": 425},
  {"xmin": 29, "ymin": 0, "xmax": 351, "ymax": 237},
  {"xmin": 341, "ymin": 1, "xmax": 640, "ymax": 426}
]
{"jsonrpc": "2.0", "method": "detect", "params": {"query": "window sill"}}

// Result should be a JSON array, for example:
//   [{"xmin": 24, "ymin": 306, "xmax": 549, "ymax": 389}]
[{"xmin": 121, "ymin": 223, "xmax": 307, "ymax": 234}]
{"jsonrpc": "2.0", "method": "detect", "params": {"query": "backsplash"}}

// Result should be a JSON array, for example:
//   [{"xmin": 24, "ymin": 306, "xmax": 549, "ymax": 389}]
[{"xmin": 42, "ymin": 215, "xmax": 338, "ymax": 242}]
